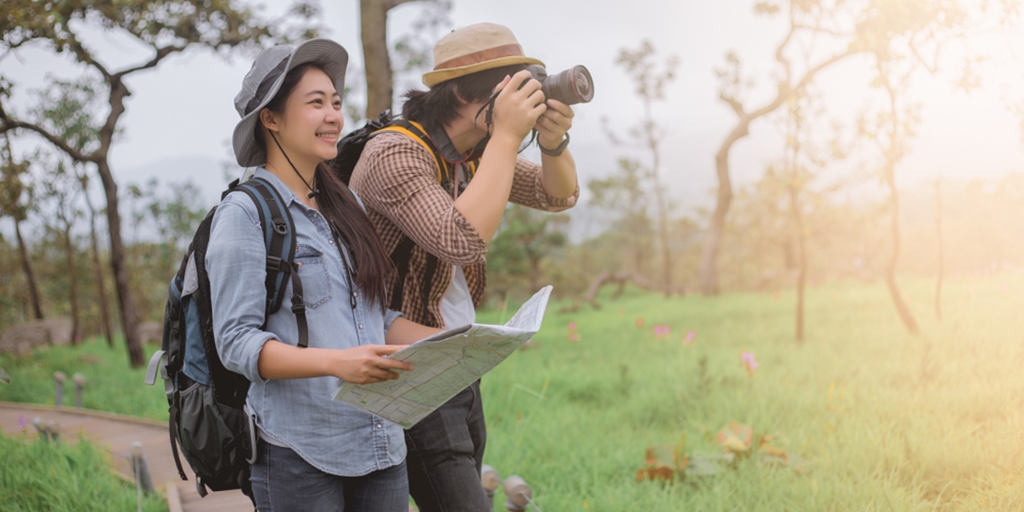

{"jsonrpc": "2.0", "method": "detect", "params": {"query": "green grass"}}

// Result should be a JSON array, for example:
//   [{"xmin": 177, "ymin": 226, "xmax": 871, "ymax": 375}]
[
  {"xmin": 3, "ymin": 273, "xmax": 1024, "ymax": 510},
  {"xmin": 0, "ymin": 431, "xmax": 167, "ymax": 511},
  {"xmin": 0, "ymin": 339, "xmax": 168, "ymax": 421},
  {"xmin": 478, "ymin": 271, "xmax": 1024, "ymax": 511}
]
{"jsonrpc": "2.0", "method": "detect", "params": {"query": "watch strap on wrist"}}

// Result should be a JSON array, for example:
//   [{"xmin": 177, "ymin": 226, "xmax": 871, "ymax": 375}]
[{"xmin": 538, "ymin": 132, "xmax": 570, "ymax": 157}]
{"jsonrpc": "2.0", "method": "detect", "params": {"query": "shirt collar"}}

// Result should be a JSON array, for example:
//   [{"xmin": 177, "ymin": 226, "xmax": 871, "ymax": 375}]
[{"xmin": 252, "ymin": 167, "xmax": 300, "ymax": 207}]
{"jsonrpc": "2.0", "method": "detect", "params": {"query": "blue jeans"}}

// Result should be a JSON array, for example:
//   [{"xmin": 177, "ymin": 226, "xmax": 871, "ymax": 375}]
[
  {"xmin": 406, "ymin": 381, "xmax": 489, "ymax": 512},
  {"xmin": 250, "ymin": 439, "xmax": 409, "ymax": 512}
]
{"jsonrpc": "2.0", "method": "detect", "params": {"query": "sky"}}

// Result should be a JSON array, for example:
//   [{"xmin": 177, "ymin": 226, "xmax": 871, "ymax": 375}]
[{"xmin": 2, "ymin": 0, "xmax": 1023, "ymax": 231}]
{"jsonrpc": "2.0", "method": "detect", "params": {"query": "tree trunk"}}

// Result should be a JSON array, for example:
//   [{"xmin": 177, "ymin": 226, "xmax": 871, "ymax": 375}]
[
  {"xmin": 96, "ymin": 159, "xmax": 143, "ymax": 366},
  {"xmin": 883, "ymin": 166, "xmax": 919, "ymax": 335},
  {"xmin": 698, "ymin": 124, "xmax": 744, "ymax": 295},
  {"xmin": 361, "ymin": 0, "xmax": 395, "ymax": 121},
  {"xmin": 14, "ymin": 217, "xmax": 45, "ymax": 320},
  {"xmin": 84, "ymin": 188, "xmax": 115, "ymax": 347},
  {"xmin": 63, "ymin": 228, "xmax": 82, "ymax": 345},
  {"xmin": 934, "ymin": 180, "xmax": 943, "ymax": 321},
  {"xmin": 528, "ymin": 255, "xmax": 540, "ymax": 293},
  {"xmin": 789, "ymin": 183, "xmax": 806, "ymax": 343}
]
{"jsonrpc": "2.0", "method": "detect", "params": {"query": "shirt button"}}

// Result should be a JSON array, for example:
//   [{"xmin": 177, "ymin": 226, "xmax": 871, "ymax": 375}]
[
  {"xmin": 375, "ymin": 423, "xmax": 383, "ymax": 429},
  {"xmin": 358, "ymin": 324, "xmax": 364, "ymax": 329},
  {"xmin": 329, "ymin": 239, "xmax": 334, "ymax": 244}
]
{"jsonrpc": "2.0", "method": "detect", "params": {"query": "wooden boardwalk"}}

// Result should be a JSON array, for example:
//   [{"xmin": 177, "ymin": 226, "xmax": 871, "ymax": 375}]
[{"xmin": 0, "ymin": 402, "xmax": 252, "ymax": 512}]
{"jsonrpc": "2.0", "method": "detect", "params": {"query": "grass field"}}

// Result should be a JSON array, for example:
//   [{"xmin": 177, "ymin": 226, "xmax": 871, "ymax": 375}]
[
  {"xmin": 0, "ymin": 431, "xmax": 167, "ymax": 512},
  {"xmin": 2, "ymin": 271, "xmax": 1023, "ymax": 511},
  {"xmin": 478, "ymin": 271, "xmax": 1024, "ymax": 511}
]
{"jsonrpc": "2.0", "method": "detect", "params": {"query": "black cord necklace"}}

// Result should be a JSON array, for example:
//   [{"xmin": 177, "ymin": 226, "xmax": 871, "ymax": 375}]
[{"xmin": 269, "ymin": 131, "xmax": 319, "ymax": 199}]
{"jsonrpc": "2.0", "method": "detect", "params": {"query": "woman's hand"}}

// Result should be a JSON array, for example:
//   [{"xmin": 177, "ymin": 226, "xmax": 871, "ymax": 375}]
[{"xmin": 330, "ymin": 344, "xmax": 413, "ymax": 384}]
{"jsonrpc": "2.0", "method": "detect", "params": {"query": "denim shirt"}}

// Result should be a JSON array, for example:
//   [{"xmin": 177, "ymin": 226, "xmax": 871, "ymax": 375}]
[{"xmin": 206, "ymin": 168, "xmax": 405, "ymax": 477}]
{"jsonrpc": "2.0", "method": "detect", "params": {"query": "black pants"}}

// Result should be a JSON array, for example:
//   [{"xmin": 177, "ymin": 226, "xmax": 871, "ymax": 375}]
[{"xmin": 406, "ymin": 380, "xmax": 489, "ymax": 512}]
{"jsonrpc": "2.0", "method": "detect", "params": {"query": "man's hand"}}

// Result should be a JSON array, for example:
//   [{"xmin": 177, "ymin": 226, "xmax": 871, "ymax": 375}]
[
  {"xmin": 536, "ymin": 99, "xmax": 574, "ymax": 149},
  {"xmin": 331, "ymin": 344, "xmax": 413, "ymax": 384},
  {"xmin": 489, "ymin": 70, "xmax": 547, "ymax": 142}
]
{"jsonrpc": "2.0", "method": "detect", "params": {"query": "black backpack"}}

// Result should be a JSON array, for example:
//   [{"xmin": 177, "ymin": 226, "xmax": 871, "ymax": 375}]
[
  {"xmin": 145, "ymin": 177, "xmax": 309, "ymax": 500},
  {"xmin": 330, "ymin": 112, "xmax": 477, "ymax": 327}
]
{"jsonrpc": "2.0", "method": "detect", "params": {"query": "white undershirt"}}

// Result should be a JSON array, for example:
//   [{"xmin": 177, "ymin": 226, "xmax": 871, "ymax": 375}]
[
  {"xmin": 440, "ymin": 266, "xmax": 476, "ymax": 329},
  {"xmin": 440, "ymin": 162, "xmax": 477, "ymax": 330}
]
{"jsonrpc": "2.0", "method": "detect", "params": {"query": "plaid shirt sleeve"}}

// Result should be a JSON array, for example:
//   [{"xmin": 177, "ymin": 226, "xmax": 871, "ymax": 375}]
[
  {"xmin": 353, "ymin": 133, "xmax": 488, "ymax": 266},
  {"xmin": 508, "ymin": 156, "xmax": 580, "ymax": 212}
]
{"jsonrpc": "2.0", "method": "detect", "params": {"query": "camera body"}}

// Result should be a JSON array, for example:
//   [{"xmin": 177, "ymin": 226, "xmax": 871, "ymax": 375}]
[{"xmin": 524, "ymin": 64, "xmax": 594, "ymax": 105}]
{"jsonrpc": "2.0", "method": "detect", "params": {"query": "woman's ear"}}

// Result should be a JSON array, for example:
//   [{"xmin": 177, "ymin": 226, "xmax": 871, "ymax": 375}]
[{"xmin": 259, "ymin": 108, "xmax": 280, "ymax": 133}]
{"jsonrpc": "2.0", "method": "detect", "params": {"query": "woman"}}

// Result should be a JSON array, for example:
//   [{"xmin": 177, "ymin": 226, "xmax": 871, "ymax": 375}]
[{"xmin": 207, "ymin": 39, "xmax": 437, "ymax": 511}]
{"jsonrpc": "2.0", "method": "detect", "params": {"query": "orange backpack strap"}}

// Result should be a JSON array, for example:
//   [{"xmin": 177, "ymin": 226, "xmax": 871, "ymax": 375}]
[{"xmin": 374, "ymin": 120, "xmax": 448, "ymax": 185}]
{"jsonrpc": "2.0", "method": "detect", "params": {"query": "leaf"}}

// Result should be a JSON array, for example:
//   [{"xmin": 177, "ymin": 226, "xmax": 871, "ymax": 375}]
[
  {"xmin": 635, "ymin": 466, "xmax": 674, "ymax": 482},
  {"xmin": 685, "ymin": 453, "xmax": 735, "ymax": 477},
  {"xmin": 716, "ymin": 422, "xmax": 753, "ymax": 453},
  {"xmin": 759, "ymin": 444, "xmax": 788, "ymax": 461},
  {"xmin": 644, "ymin": 444, "xmax": 675, "ymax": 468}
]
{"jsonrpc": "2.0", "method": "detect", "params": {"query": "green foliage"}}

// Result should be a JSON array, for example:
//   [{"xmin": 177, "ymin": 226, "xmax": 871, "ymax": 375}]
[
  {"xmin": 0, "ymin": 337, "xmax": 168, "ymax": 421},
  {"xmin": 0, "ymin": 432, "xmax": 166, "ymax": 512},
  {"xmin": 0, "ymin": 0, "xmax": 296, "ymax": 54},
  {"xmin": 488, "ymin": 205, "xmax": 568, "ymax": 296},
  {"xmin": 478, "ymin": 271, "xmax": 1024, "ymax": 510},
  {"xmin": 587, "ymin": 158, "xmax": 655, "ymax": 274}
]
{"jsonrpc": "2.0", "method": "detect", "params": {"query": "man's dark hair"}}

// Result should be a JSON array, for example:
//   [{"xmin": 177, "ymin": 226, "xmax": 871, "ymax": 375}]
[{"xmin": 401, "ymin": 64, "xmax": 527, "ymax": 130}]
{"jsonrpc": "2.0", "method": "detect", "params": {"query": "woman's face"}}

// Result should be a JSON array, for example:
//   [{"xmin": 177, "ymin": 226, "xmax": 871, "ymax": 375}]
[{"xmin": 267, "ymin": 67, "xmax": 344, "ymax": 165}]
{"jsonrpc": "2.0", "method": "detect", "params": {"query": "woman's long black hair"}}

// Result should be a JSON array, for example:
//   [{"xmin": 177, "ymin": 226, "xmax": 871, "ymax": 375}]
[{"xmin": 255, "ymin": 62, "xmax": 394, "ymax": 309}]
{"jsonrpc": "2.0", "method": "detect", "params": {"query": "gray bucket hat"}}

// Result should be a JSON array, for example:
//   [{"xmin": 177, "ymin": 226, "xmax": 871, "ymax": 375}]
[{"xmin": 232, "ymin": 39, "xmax": 348, "ymax": 168}]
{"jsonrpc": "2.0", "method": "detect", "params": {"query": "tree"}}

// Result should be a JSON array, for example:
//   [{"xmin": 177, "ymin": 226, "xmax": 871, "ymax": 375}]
[
  {"xmin": 853, "ymin": 0, "xmax": 986, "ymax": 335},
  {"xmin": 359, "ymin": 0, "xmax": 451, "ymax": 120},
  {"xmin": 607, "ymin": 41, "xmax": 679, "ymax": 296},
  {"xmin": 0, "ymin": 0, "xmax": 315, "ymax": 367},
  {"xmin": 588, "ymin": 158, "xmax": 655, "ymax": 277},
  {"xmin": 697, "ymin": 0, "xmax": 968, "ymax": 295},
  {"xmin": 31, "ymin": 76, "xmax": 114, "ymax": 346},
  {"xmin": 36, "ymin": 156, "xmax": 84, "ymax": 345},
  {"xmin": 773, "ymin": 93, "xmax": 847, "ymax": 342},
  {"xmin": 0, "ymin": 129, "xmax": 44, "ymax": 321},
  {"xmin": 487, "ymin": 205, "xmax": 568, "ymax": 294}
]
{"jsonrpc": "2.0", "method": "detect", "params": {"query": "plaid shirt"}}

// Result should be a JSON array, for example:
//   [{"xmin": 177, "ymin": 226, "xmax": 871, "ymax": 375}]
[{"xmin": 349, "ymin": 132, "xmax": 578, "ymax": 328}]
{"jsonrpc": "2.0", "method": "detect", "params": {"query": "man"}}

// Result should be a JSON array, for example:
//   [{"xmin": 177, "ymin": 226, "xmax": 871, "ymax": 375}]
[{"xmin": 349, "ymin": 22, "xmax": 579, "ymax": 511}]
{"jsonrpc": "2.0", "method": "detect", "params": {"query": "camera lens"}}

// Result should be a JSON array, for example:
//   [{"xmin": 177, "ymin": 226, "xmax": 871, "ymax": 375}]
[
  {"xmin": 572, "ymin": 66, "xmax": 593, "ymax": 100},
  {"xmin": 543, "ymin": 65, "xmax": 594, "ymax": 105}
]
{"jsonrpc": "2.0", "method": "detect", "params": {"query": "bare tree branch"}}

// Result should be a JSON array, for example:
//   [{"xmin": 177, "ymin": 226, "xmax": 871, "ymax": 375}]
[
  {"xmin": 115, "ymin": 45, "xmax": 185, "ymax": 78},
  {"xmin": 0, "ymin": 115, "xmax": 95, "ymax": 163}
]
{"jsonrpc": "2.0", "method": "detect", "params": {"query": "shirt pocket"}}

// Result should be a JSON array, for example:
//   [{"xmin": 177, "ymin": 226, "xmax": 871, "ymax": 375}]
[{"xmin": 293, "ymin": 244, "xmax": 332, "ymax": 308}]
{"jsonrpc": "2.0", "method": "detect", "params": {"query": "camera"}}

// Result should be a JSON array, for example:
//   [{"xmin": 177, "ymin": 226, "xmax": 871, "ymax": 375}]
[{"xmin": 524, "ymin": 65, "xmax": 594, "ymax": 105}]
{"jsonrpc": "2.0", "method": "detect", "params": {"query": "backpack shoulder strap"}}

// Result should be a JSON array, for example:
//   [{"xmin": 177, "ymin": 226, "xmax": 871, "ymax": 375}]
[
  {"xmin": 374, "ymin": 120, "xmax": 450, "ymax": 186},
  {"xmin": 228, "ymin": 178, "xmax": 309, "ymax": 348}
]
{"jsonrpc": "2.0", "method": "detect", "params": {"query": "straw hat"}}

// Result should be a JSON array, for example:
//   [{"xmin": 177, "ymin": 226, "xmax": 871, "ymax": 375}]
[
  {"xmin": 422, "ymin": 23, "xmax": 544, "ymax": 88},
  {"xmin": 232, "ymin": 39, "xmax": 348, "ymax": 167}
]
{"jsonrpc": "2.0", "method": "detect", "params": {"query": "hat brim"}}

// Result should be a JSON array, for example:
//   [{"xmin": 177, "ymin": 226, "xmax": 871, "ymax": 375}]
[
  {"xmin": 422, "ymin": 55, "xmax": 545, "ymax": 88},
  {"xmin": 233, "ymin": 39, "xmax": 349, "ymax": 168}
]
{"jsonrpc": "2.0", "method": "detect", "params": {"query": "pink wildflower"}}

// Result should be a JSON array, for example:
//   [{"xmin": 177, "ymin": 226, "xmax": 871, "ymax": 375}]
[
  {"xmin": 568, "ymin": 333, "xmax": 580, "ymax": 343},
  {"xmin": 652, "ymin": 324, "xmax": 671, "ymax": 339},
  {"xmin": 635, "ymin": 317, "xmax": 645, "ymax": 328},
  {"xmin": 741, "ymin": 351, "xmax": 760, "ymax": 377},
  {"xmin": 683, "ymin": 331, "xmax": 696, "ymax": 346},
  {"xmin": 568, "ymin": 322, "xmax": 577, "ymax": 332}
]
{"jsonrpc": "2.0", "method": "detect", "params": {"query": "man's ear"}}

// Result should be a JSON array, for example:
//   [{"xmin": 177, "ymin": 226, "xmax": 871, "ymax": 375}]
[
  {"xmin": 452, "ymin": 84, "xmax": 469, "ymax": 106},
  {"xmin": 259, "ymin": 108, "xmax": 280, "ymax": 133}
]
